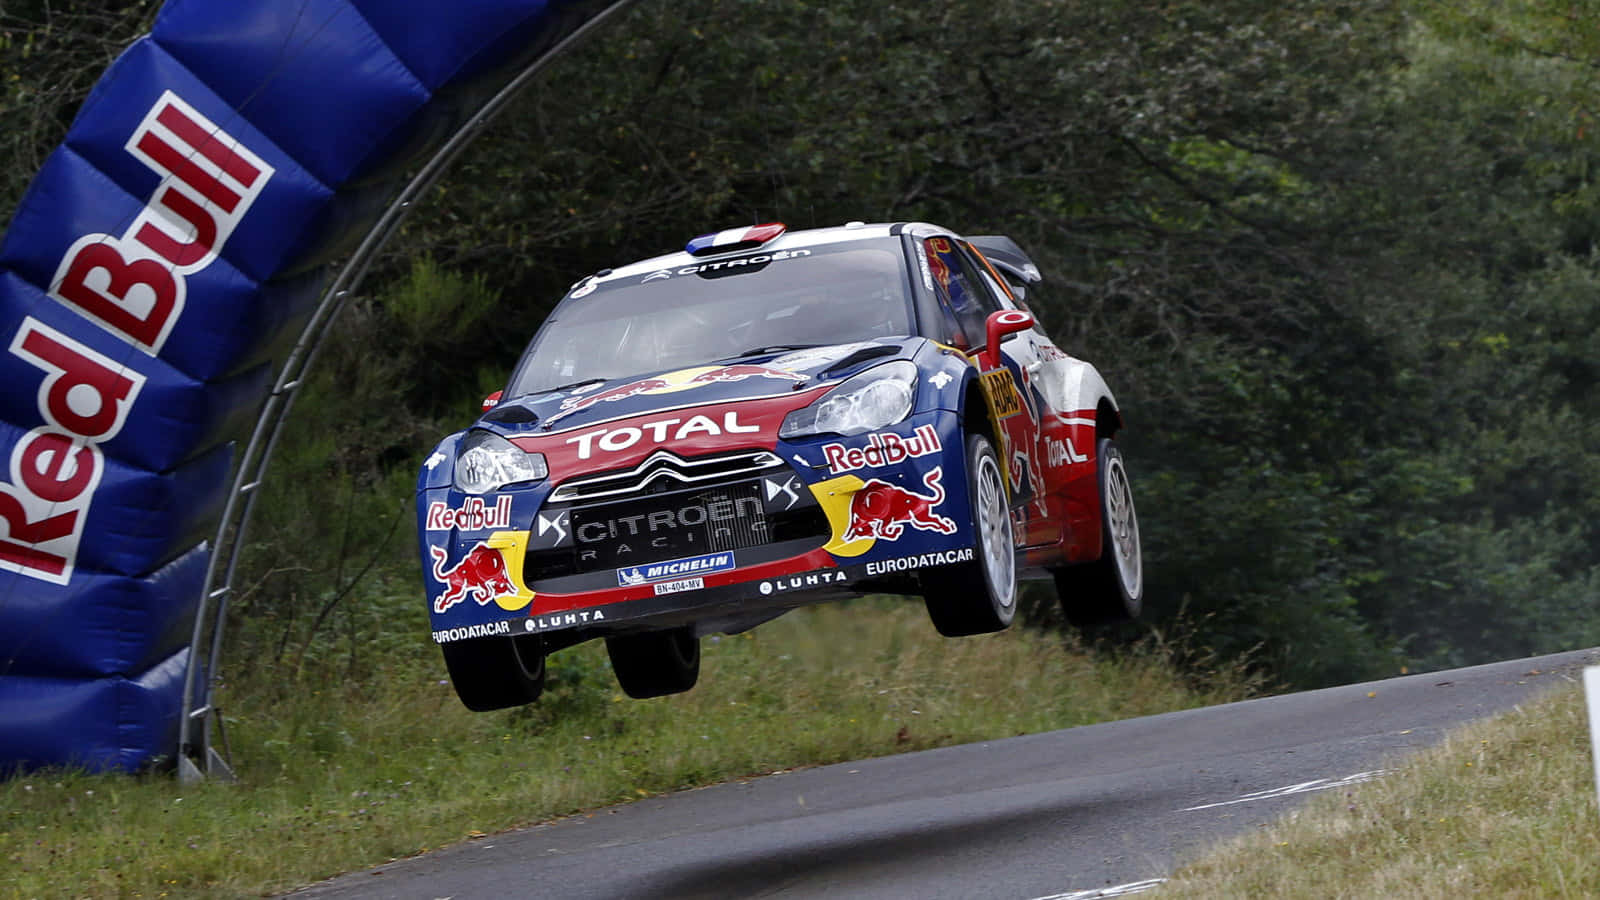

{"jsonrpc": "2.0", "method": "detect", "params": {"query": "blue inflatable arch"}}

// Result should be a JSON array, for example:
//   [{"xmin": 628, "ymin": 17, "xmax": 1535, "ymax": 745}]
[{"xmin": 0, "ymin": 0, "xmax": 633, "ymax": 775}]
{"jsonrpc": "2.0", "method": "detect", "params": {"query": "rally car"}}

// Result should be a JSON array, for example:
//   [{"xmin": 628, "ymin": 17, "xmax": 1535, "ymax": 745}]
[{"xmin": 418, "ymin": 221, "xmax": 1143, "ymax": 710}]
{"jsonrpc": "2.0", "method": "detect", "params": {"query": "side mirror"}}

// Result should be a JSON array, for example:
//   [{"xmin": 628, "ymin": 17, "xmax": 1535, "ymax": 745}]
[
  {"xmin": 481, "ymin": 390, "xmax": 503, "ymax": 411},
  {"xmin": 979, "ymin": 310, "xmax": 1034, "ymax": 370}
]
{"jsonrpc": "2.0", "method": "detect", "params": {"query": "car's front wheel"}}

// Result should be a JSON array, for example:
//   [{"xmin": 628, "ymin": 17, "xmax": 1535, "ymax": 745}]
[
  {"xmin": 1054, "ymin": 438, "xmax": 1143, "ymax": 627},
  {"xmin": 441, "ymin": 633, "xmax": 546, "ymax": 711},
  {"xmin": 923, "ymin": 433, "xmax": 1018, "ymax": 636},
  {"xmin": 606, "ymin": 626, "xmax": 701, "ymax": 699}
]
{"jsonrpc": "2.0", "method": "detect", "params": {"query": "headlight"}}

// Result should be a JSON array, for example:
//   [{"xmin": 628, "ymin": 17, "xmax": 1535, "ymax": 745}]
[
  {"xmin": 779, "ymin": 361, "xmax": 917, "ymax": 438},
  {"xmin": 453, "ymin": 431, "xmax": 548, "ymax": 494}
]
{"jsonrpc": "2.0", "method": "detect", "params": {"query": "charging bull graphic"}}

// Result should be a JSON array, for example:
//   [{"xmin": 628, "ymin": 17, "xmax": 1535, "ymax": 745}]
[
  {"xmin": 844, "ymin": 467, "xmax": 959, "ymax": 541},
  {"xmin": 546, "ymin": 364, "xmax": 807, "ymax": 425},
  {"xmin": 430, "ymin": 542, "xmax": 516, "ymax": 613}
]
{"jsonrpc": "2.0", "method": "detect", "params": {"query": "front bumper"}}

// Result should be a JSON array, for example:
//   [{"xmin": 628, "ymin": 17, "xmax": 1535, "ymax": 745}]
[{"xmin": 419, "ymin": 410, "xmax": 979, "ymax": 644}]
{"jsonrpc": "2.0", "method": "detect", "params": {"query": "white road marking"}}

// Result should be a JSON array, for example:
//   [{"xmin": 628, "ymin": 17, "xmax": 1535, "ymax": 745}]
[
  {"xmin": 1030, "ymin": 877, "xmax": 1167, "ymax": 899},
  {"xmin": 1182, "ymin": 769, "xmax": 1389, "ymax": 812}
]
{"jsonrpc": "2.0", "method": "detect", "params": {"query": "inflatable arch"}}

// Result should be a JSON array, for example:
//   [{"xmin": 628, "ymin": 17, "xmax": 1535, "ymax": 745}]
[{"xmin": 0, "ymin": 0, "xmax": 633, "ymax": 775}]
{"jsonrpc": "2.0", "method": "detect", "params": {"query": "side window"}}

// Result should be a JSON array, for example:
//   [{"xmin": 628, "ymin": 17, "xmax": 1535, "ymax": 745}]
[
  {"xmin": 972, "ymin": 251, "xmax": 1048, "ymax": 333},
  {"xmin": 924, "ymin": 236, "xmax": 1003, "ymax": 349}
]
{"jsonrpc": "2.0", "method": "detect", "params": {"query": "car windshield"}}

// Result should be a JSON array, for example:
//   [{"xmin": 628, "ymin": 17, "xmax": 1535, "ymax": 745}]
[{"xmin": 505, "ymin": 239, "xmax": 915, "ymax": 397}]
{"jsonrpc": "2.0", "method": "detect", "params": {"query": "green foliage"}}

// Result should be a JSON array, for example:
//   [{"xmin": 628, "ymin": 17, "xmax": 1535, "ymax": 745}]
[
  {"xmin": 0, "ymin": 2, "xmax": 159, "ymax": 214},
  {"xmin": 229, "ymin": 259, "xmax": 507, "ymax": 674},
  {"xmin": 1, "ymin": 0, "xmax": 1597, "ymax": 692}
]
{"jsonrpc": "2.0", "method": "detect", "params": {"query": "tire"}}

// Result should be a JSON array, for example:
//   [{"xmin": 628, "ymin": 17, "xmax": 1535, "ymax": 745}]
[
  {"xmin": 605, "ymin": 626, "xmax": 701, "ymax": 699},
  {"xmin": 1054, "ymin": 438, "xmax": 1143, "ymax": 627},
  {"xmin": 923, "ymin": 433, "xmax": 1018, "ymax": 636},
  {"xmin": 441, "ymin": 633, "xmax": 546, "ymax": 711}
]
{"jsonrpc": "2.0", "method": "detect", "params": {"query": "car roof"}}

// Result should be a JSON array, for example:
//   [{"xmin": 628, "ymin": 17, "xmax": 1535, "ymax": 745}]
[{"xmin": 581, "ymin": 222, "xmax": 935, "ymax": 287}]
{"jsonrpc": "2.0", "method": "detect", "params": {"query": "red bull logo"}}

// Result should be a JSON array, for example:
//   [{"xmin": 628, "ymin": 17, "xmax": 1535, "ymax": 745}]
[
  {"xmin": 687, "ymin": 363, "xmax": 804, "ymax": 386},
  {"xmin": 424, "ymin": 496, "xmax": 514, "ymax": 532},
  {"xmin": 1, "ymin": 92, "xmax": 271, "ymax": 586},
  {"xmin": 546, "ymin": 364, "xmax": 806, "ymax": 425},
  {"xmin": 844, "ymin": 467, "xmax": 958, "ymax": 541},
  {"xmin": 821, "ymin": 424, "xmax": 942, "ymax": 474},
  {"xmin": 430, "ymin": 542, "xmax": 516, "ymax": 614}
]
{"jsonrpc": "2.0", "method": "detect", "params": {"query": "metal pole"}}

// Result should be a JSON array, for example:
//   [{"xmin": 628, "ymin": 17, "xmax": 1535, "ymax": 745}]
[{"xmin": 177, "ymin": 0, "xmax": 639, "ymax": 781}]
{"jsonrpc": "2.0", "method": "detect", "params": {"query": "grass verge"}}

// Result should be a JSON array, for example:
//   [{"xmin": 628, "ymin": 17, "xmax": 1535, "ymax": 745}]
[
  {"xmin": 1163, "ymin": 680, "xmax": 1600, "ymax": 898},
  {"xmin": 1, "ymin": 599, "xmax": 1250, "ymax": 899}
]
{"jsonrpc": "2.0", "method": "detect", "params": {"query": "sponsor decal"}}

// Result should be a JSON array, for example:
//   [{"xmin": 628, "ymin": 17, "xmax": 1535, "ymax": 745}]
[
  {"xmin": 763, "ymin": 474, "xmax": 803, "ymax": 511},
  {"xmin": 431, "ymin": 620, "xmax": 512, "ymax": 643},
  {"xmin": 565, "ymin": 410, "xmax": 762, "ymax": 460},
  {"xmin": 759, "ymin": 569, "xmax": 848, "ymax": 595},
  {"xmin": 570, "ymin": 280, "xmax": 597, "ymax": 298},
  {"xmin": 928, "ymin": 252, "xmax": 950, "ymax": 290},
  {"xmin": 929, "ymin": 371, "xmax": 953, "ymax": 390},
  {"xmin": 844, "ymin": 467, "xmax": 958, "ymax": 541},
  {"xmin": 925, "ymin": 238, "xmax": 953, "ymax": 290},
  {"xmin": 617, "ymin": 551, "xmax": 735, "ymax": 586},
  {"xmin": 522, "ymin": 609, "xmax": 607, "ymax": 633},
  {"xmin": 653, "ymin": 576, "xmax": 705, "ymax": 596},
  {"xmin": 980, "ymin": 368, "xmax": 1022, "ymax": 419},
  {"xmin": 864, "ymin": 547, "xmax": 975, "ymax": 576},
  {"xmin": 821, "ymin": 424, "xmax": 942, "ymax": 474},
  {"xmin": 430, "ymin": 542, "xmax": 517, "ymax": 614},
  {"xmin": 1010, "ymin": 447, "xmax": 1033, "ymax": 496},
  {"xmin": 533, "ymin": 509, "xmax": 572, "ymax": 549},
  {"xmin": 914, "ymin": 242, "xmax": 934, "ymax": 291},
  {"xmin": 1, "ymin": 92, "xmax": 270, "ymax": 585},
  {"xmin": 549, "ymin": 365, "xmax": 806, "ymax": 426},
  {"xmin": 50, "ymin": 91, "xmax": 274, "ymax": 352},
  {"xmin": 1046, "ymin": 436, "xmax": 1088, "ymax": 468},
  {"xmin": 640, "ymin": 249, "xmax": 812, "ymax": 283},
  {"xmin": 582, "ymin": 500, "xmax": 761, "ymax": 547},
  {"xmin": 425, "ymin": 496, "xmax": 513, "ymax": 531},
  {"xmin": 0, "ymin": 323, "xmax": 145, "ymax": 584}
]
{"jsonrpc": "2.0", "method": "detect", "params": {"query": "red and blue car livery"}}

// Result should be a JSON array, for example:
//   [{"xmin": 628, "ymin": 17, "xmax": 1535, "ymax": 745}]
[{"xmin": 418, "ymin": 222, "xmax": 1143, "ymax": 709}]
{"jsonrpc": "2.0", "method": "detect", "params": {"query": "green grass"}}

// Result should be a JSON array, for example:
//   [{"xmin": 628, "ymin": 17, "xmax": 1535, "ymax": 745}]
[
  {"xmin": 1164, "ymin": 681, "xmax": 1600, "ymax": 898},
  {"xmin": 0, "ymin": 599, "xmax": 1251, "ymax": 899}
]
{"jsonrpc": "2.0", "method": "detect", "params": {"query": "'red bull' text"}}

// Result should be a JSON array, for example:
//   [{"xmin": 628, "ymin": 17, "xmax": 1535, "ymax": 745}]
[{"xmin": 0, "ymin": 91, "xmax": 272, "ymax": 585}]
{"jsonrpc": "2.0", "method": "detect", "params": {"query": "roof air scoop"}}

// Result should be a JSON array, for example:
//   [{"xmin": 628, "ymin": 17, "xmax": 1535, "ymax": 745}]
[{"xmin": 686, "ymin": 222, "xmax": 787, "ymax": 256}]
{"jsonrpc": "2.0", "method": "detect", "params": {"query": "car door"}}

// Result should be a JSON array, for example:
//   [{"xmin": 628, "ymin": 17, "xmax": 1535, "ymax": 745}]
[
  {"xmin": 972, "ymin": 247, "xmax": 1103, "ymax": 553},
  {"xmin": 921, "ymin": 236, "xmax": 1048, "ymax": 534}
]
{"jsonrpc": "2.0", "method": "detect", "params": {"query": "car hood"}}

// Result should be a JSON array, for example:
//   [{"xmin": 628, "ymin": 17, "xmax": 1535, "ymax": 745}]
[{"xmin": 473, "ymin": 338, "xmax": 922, "ymax": 439}]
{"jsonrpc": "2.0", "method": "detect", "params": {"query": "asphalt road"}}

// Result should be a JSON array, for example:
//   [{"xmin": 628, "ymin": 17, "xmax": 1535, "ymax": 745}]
[{"xmin": 292, "ymin": 646, "xmax": 1599, "ymax": 899}]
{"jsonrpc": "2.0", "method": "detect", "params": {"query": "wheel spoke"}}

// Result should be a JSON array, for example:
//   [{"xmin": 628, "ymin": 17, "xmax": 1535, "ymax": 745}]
[
  {"xmin": 976, "ymin": 457, "xmax": 1014, "ymax": 606},
  {"xmin": 1103, "ymin": 458, "xmax": 1141, "ymax": 594}
]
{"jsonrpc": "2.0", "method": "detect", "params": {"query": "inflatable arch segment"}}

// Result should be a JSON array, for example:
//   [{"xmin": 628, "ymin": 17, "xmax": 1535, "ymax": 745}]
[{"xmin": 0, "ymin": 0, "xmax": 633, "ymax": 775}]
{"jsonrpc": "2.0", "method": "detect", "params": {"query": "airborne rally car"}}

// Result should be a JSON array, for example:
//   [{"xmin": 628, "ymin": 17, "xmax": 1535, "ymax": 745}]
[{"xmin": 418, "ymin": 222, "xmax": 1143, "ymax": 710}]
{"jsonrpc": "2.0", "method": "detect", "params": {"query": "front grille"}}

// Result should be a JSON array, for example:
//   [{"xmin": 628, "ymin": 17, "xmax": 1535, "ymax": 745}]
[
  {"xmin": 526, "ymin": 467, "xmax": 829, "ymax": 586},
  {"xmin": 568, "ymin": 481, "xmax": 767, "ymax": 570},
  {"xmin": 548, "ymin": 449, "xmax": 784, "ymax": 503}
]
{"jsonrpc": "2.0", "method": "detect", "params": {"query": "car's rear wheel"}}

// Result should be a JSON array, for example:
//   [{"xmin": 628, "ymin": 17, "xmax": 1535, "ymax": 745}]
[
  {"xmin": 441, "ymin": 633, "xmax": 546, "ymax": 711},
  {"xmin": 606, "ymin": 626, "xmax": 701, "ymax": 699},
  {"xmin": 923, "ymin": 433, "xmax": 1018, "ymax": 636},
  {"xmin": 1054, "ymin": 438, "xmax": 1143, "ymax": 627}
]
